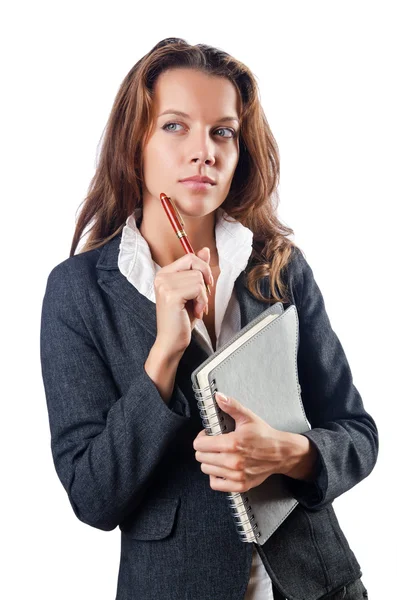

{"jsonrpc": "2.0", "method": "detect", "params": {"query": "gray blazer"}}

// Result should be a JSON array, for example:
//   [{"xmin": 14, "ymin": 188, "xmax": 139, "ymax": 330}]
[{"xmin": 40, "ymin": 232, "xmax": 377, "ymax": 600}]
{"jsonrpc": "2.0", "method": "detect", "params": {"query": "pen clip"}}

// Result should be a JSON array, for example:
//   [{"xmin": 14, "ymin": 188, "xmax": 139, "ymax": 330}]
[{"xmin": 168, "ymin": 196, "xmax": 184, "ymax": 228}]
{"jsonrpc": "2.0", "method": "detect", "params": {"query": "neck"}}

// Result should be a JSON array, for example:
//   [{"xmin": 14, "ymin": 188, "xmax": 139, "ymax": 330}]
[{"xmin": 138, "ymin": 193, "xmax": 220, "ymax": 268}]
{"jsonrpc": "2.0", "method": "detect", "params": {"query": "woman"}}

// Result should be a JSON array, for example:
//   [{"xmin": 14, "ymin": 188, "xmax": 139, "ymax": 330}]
[{"xmin": 40, "ymin": 38, "xmax": 376, "ymax": 599}]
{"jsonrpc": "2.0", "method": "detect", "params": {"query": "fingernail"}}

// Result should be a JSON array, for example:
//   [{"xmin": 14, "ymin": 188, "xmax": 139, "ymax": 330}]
[
  {"xmin": 216, "ymin": 392, "xmax": 228, "ymax": 403},
  {"xmin": 207, "ymin": 285, "xmax": 212, "ymax": 296},
  {"xmin": 205, "ymin": 304, "xmax": 209, "ymax": 315}
]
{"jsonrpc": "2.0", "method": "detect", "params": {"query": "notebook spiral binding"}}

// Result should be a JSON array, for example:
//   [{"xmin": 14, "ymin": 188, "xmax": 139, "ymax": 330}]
[{"xmin": 192, "ymin": 377, "xmax": 261, "ymax": 544}]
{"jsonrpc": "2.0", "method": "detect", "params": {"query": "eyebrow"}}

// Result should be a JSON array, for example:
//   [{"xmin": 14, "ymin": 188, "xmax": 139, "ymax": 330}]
[{"xmin": 158, "ymin": 109, "xmax": 240, "ymax": 124}]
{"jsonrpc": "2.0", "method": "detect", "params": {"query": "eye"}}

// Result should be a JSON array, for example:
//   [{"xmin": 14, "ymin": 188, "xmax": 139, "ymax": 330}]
[
  {"xmin": 213, "ymin": 127, "xmax": 236, "ymax": 139},
  {"xmin": 162, "ymin": 122, "xmax": 236, "ymax": 138},
  {"xmin": 162, "ymin": 122, "xmax": 183, "ymax": 133}
]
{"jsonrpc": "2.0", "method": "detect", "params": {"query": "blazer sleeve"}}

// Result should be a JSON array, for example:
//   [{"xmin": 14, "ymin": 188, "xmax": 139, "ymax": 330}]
[
  {"xmin": 283, "ymin": 248, "xmax": 379, "ymax": 510},
  {"xmin": 40, "ymin": 262, "xmax": 191, "ymax": 532}
]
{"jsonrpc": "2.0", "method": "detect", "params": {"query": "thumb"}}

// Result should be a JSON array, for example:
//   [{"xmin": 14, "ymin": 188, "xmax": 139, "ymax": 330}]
[
  {"xmin": 196, "ymin": 246, "xmax": 210, "ymax": 264},
  {"xmin": 215, "ymin": 391, "xmax": 255, "ymax": 425}
]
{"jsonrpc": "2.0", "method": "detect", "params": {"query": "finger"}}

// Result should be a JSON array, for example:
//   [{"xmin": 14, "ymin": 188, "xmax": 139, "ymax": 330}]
[
  {"xmin": 195, "ymin": 450, "xmax": 240, "ymax": 471},
  {"xmin": 166, "ymin": 276, "xmax": 208, "ymax": 319},
  {"xmin": 161, "ymin": 251, "xmax": 213, "ymax": 290},
  {"xmin": 209, "ymin": 474, "xmax": 247, "ymax": 492},
  {"xmin": 172, "ymin": 273, "xmax": 208, "ymax": 318},
  {"xmin": 197, "ymin": 247, "xmax": 214, "ymax": 288},
  {"xmin": 201, "ymin": 462, "xmax": 244, "ymax": 482},
  {"xmin": 195, "ymin": 283, "xmax": 209, "ymax": 318}
]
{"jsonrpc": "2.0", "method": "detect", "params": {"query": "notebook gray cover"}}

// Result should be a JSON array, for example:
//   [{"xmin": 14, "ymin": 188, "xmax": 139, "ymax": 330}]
[{"xmin": 191, "ymin": 302, "xmax": 311, "ymax": 545}]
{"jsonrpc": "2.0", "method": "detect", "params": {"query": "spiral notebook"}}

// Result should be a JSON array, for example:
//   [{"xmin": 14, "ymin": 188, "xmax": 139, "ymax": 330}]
[{"xmin": 191, "ymin": 302, "xmax": 311, "ymax": 546}]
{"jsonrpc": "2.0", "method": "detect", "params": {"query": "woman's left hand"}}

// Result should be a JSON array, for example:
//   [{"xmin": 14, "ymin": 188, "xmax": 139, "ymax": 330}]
[{"xmin": 193, "ymin": 391, "xmax": 288, "ymax": 493}]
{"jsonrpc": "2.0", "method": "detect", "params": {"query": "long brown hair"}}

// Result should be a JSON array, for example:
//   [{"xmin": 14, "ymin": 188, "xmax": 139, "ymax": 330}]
[{"xmin": 71, "ymin": 37, "xmax": 301, "ymax": 304}]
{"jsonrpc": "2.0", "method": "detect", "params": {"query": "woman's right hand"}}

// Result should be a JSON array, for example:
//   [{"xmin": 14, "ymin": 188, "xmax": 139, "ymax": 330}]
[{"xmin": 153, "ymin": 247, "xmax": 213, "ymax": 358}]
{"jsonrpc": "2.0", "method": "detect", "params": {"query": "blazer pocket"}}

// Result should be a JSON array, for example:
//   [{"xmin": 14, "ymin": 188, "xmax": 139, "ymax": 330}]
[{"xmin": 120, "ymin": 497, "xmax": 181, "ymax": 541}]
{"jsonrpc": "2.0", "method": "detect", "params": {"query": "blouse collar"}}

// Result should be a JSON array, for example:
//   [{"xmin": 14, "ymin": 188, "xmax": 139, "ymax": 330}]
[{"xmin": 118, "ymin": 205, "xmax": 254, "ymax": 303}]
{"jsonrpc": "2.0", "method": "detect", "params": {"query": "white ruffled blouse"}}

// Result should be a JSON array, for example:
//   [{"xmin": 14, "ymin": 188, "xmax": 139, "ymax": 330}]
[{"xmin": 118, "ymin": 205, "xmax": 274, "ymax": 600}]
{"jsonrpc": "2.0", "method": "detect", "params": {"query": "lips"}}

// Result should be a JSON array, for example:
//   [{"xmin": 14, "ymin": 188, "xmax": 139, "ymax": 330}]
[{"xmin": 179, "ymin": 175, "xmax": 215, "ymax": 185}]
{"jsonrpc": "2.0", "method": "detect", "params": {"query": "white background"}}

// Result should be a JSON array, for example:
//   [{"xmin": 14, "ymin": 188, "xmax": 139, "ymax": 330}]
[{"xmin": 2, "ymin": 1, "xmax": 395, "ymax": 598}]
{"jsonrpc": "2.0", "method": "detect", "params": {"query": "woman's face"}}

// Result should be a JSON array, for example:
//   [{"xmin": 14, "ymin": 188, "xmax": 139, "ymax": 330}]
[{"xmin": 141, "ymin": 67, "xmax": 241, "ymax": 219}]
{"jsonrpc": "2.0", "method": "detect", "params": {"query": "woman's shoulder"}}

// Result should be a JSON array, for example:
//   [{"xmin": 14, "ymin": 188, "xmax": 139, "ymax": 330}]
[
  {"xmin": 43, "ymin": 234, "xmax": 120, "ymax": 304},
  {"xmin": 279, "ymin": 244, "xmax": 311, "ymax": 297},
  {"xmin": 285, "ymin": 244, "xmax": 308, "ymax": 275},
  {"xmin": 271, "ymin": 244, "xmax": 317, "ymax": 311},
  {"xmin": 46, "ymin": 246, "xmax": 102, "ymax": 289},
  {"xmin": 48, "ymin": 230, "xmax": 123, "ymax": 282}
]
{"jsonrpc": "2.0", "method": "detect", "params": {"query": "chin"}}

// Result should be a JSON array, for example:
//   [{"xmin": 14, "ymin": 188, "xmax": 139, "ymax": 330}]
[{"xmin": 177, "ymin": 202, "xmax": 215, "ymax": 220}]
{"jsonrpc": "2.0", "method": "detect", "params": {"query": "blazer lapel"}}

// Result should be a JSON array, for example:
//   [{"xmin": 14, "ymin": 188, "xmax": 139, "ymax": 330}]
[{"xmin": 96, "ymin": 232, "xmax": 158, "ymax": 337}]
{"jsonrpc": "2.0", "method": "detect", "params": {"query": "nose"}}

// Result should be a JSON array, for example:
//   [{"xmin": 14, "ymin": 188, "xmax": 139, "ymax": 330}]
[
  {"xmin": 192, "ymin": 154, "xmax": 214, "ymax": 166},
  {"xmin": 188, "ymin": 131, "xmax": 216, "ymax": 166}
]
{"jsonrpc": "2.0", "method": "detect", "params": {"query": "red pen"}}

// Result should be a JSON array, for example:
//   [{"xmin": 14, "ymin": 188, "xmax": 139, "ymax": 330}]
[{"xmin": 159, "ymin": 192, "xmax": 211, "ymax": 296}]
